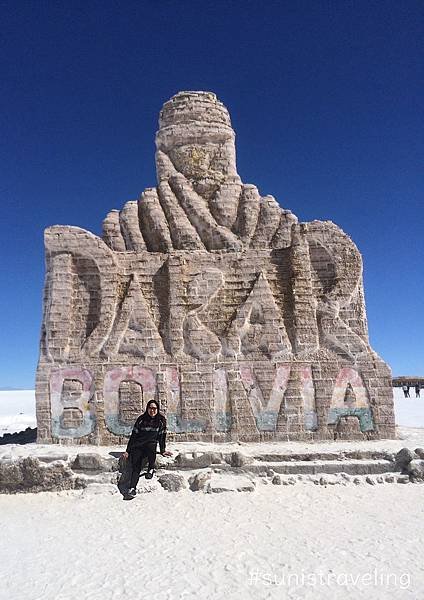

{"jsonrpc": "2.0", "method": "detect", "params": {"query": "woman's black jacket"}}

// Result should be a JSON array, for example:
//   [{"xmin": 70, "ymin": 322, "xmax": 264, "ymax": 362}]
[{"xmin": 126, "ymin": 413, "xmax": 167, "ymax": 454}]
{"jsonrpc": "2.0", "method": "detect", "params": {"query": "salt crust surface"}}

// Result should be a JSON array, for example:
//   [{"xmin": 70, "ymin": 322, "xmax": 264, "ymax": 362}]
[
  {"xmin": 1, "ymin": 388, "xmax": 424, "ymax": 599},
  {"xmin": 1, "ymin": 483, "xmax": 423, "ymax": 600}
]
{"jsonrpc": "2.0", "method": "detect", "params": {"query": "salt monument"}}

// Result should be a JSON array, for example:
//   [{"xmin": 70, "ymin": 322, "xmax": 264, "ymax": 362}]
[{"xmin": 36, "ymin": 91, "xmax": 395, "ymax": 444}]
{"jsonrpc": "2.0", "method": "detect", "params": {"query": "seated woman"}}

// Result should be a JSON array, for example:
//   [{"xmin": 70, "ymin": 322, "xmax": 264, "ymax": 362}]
[{"xmin": 122, "ymin": 400, "xmax": 172, "ymax": 499}]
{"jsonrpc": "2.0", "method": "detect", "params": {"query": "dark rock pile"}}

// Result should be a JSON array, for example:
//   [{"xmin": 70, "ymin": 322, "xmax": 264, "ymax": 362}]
[{"xmin": 0, "ymin": 427, "xmax": 37, "ymax": 446}]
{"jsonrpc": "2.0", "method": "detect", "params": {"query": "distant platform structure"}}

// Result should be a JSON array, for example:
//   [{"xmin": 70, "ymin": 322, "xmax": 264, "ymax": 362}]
[{"xmin": 393, "ymin": 377, "xmax": 424, "ymax": 388}]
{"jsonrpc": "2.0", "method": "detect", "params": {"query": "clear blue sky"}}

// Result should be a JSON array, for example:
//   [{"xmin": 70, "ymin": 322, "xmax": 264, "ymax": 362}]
[{"xmin": 0, "ymin": 1, "xmax": 422, "ymax": 388}]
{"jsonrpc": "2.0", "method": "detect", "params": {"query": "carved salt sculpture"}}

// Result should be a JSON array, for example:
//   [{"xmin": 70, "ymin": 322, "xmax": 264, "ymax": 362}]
[{"xmin": 36, "ymin": 91, "xmax": 395, "ymax": 443}]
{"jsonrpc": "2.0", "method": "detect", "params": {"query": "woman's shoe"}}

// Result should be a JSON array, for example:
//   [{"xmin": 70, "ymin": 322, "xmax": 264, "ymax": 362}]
[
  {"xmin": 123, "ymin": 487, "xmax": 136, "ymax": 500},
  {"xmin": 145, "ymin": 469, "xmax": 155, "ymax": 480}
]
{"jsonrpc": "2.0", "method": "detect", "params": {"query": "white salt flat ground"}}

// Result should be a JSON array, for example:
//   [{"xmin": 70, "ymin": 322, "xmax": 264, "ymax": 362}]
[
  {"xmin": 2, "ymin": 483, "xmax": 423, "ymax": 600},
  {"xmin": 1, "ymin": 387, "xmax": 424, "ymax": 600}
]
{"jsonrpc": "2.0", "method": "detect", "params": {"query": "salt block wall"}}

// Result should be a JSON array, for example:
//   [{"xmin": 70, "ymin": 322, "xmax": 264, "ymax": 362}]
[{"xmin": 35, "ymin": 91, "xmax": 395, "ymax": 444}]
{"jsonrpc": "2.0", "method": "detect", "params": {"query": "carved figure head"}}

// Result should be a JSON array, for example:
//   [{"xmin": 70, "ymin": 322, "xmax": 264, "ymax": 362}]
[{"xmin": 155, "ymin": 91, "xmax": 240, "ymax": 196}]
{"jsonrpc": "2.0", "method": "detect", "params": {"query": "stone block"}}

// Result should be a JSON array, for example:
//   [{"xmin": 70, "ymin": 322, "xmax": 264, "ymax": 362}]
[
  {"xmin": 72, "ymin": 453, "xmax": 118, "ymax": 472},
  {"xmin": 37, "ymin": 454, "xmax": 69, "ymax": 463},
  {"xmin": 174, "ymin": 452, "xmax": 223, "ymax": 469},
  {"xmin": 395, "ymin": 448, "xmax": 416, "ymax": 471},
  {"xmin": 415, "ymin": 448, "xmax": 424, "ymax": 459},
  {"xmin": 158, "ymin": 473, "xmax": 187, "ymax": 492},
  {"xmin": 205, "ymin": 474, "xmax": 255, "ymax": 493},
  {"xmin": 407, "ymin": 460, "xmax": 424, "ymax": 480},
  {"xmin": 397, "ymin": 475, "xmax": 410, "ymax": 484},
  {"xmin": 227, "ymin": 451, "xmax": 250, "ymax": 467},
  {"xmin": 0, "ymin": 457, "xmax": 85, "ymax": 493},
  {"xmin": 189, "ymin": 471, "xmax": 212, "ymax": 491}
]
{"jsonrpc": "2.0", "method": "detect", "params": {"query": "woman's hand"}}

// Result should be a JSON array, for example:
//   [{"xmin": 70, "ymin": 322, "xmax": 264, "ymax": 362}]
[
  {"xmin": 161, "ymin": 450, "xmax": 172, "ymax": 457},
  {"xmin": 122, "ymin": 451, "xmax": 129, "ymax": 459}
]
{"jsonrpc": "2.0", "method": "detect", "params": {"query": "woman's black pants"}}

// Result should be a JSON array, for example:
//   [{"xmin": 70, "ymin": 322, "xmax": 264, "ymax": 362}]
[{"xmin": 129, "ymin": 443, "xmax": 157, "ymax": 488}]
